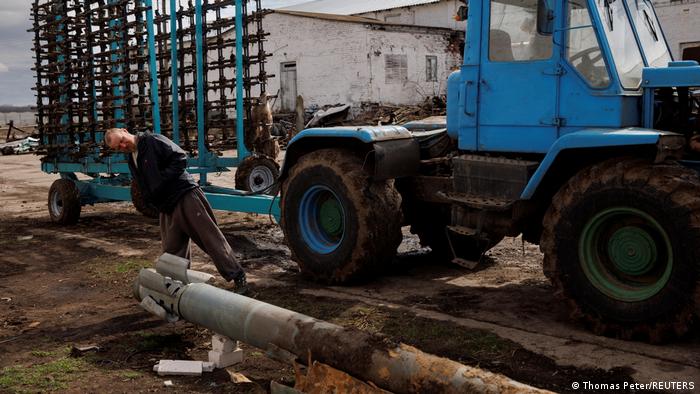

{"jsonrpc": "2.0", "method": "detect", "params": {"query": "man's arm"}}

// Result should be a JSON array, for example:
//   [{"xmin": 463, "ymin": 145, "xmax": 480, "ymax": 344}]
[{"xmin": 141, "ymin": 135, "xmax": 188, "ymax": 195}]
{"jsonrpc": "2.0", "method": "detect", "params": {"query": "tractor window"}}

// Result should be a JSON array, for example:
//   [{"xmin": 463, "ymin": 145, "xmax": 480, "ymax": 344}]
[
  {"xmin": 489, "ymin": 0, "xmax": 553, "ymax": 62},
  {"xmin": 624, "ymin": 0, "xmax": 672, "ymax": 68},
  {"xmin": 594, "ymin": 0, "xmax": 645, "ymax": 89},
  {"xmin": 567, "ymin": 0, "xmax": 610, "ymax": 88}
]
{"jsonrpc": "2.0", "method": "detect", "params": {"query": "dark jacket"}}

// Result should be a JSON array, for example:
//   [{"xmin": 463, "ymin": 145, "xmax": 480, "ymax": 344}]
[{"xmin": 129, "ymin": 132, "xmax": 197, "ymax": 214}]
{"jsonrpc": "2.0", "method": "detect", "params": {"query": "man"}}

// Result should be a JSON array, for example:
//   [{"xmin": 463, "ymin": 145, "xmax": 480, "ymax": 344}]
[{"xmin": 104, "ymin": 128, "xmax": 248, "ymax": 294}]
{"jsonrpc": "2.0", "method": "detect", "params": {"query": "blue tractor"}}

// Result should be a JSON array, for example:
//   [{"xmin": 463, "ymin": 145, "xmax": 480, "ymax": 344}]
[{"xmin": 279, "ymin": 0, "xmax": 700, "ymax": 342}]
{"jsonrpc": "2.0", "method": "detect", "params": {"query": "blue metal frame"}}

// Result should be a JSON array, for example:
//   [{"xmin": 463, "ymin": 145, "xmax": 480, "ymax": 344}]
[
  {"xmin": 43, "ymin": 0, "xmax": 277, "ymax": 219},
  {"xmin": 442, "ymin": 0, "xmax": 688, "ymax": 200},
  {"xmin": 109, "ymin": 0, "xmax": 125, "ymax": 126},
  {"xmin": 289, "ymin": 126, "xmax": 413, "ymax": 145},
  {"xmin": 520, "ymin": 128, "xmax": 670, "ymax": 199},
  {"xmin": 235, "ymin": 0, "xmax": 249, "ymax": 160},
  {"xmin": 145, "ymin": 0, "xmax": 162, "ymax": 134},
  {"xmin": 448, "ymin": 0, "xmax": 647, "ymax": 154},
  {"xmin": 642, "ymin": 60, "xmax": 700, "ymax": 128},
  {"xmin": 170, "ymin": 0, "xmax": 179, "ymax": 143},
  {"xmin": 194, "ymin": 0, "xmax": 207, "ymax": 186}
]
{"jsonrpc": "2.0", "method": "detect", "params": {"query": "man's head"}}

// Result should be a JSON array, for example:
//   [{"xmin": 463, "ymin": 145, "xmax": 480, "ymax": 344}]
[{"xmin": 104, "ymin": 128, "xmax": 137, "ymax": 152}]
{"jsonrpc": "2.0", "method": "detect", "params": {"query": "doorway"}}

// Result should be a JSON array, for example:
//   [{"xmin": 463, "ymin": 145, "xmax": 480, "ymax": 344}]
[{"xmin": 280, "ymin": 62, "xmax": 297, "ymax": 112}]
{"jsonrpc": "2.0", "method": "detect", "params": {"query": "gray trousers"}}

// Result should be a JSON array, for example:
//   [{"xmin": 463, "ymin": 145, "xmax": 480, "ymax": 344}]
[{"xmin": 160, "ymin": 188, "xmax": 243, "ymax": 281}]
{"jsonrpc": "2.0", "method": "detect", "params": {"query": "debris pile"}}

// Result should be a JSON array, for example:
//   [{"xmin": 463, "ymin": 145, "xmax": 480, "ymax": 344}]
[
  {"xmin": 352, "ymin": 96, "xmax": 447, "ymax": 126},
  {"xmin": 268, "ymin": 96, "xmax": 448, "ymax": 146},
  {"xmin": 0, "ymin": 137, "xmax": 39, "ymax": 155}
]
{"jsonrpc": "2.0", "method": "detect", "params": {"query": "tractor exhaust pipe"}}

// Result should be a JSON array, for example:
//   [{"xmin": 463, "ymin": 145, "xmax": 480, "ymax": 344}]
[{"xmin": 135, "ymin": 254, "xmax": 549, "ymax": 394}]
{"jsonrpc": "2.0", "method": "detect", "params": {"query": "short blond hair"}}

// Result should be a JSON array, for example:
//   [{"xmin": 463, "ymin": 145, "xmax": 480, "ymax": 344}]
[{"xmin": 104, "ymin": 128, "xmax": 128, "ymax": 147}]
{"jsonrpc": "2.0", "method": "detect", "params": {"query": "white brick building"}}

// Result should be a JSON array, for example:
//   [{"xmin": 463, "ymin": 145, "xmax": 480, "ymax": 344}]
[
  {"xmin": 282, "ymin": 0, "xmax": 700, "ymax": 63},
  {"xmin": 281, "ymin": 0, "xmax": 466, "ymax": 31},
  {"xmin": 255, "ymin": 11, "xmax": 462, "ymax": 112},
  {"xmin": 654, "ymin": 0, "xmax": 700, "ymax": 60}
]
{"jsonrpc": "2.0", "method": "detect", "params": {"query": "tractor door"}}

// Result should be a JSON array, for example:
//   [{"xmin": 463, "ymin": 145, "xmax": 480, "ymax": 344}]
[{"xmin": 477, "ymin": 0, "xmax": 559, "ymax": 153}]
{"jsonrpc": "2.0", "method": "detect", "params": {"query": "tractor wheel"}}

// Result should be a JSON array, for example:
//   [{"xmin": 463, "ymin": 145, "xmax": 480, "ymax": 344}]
[
  {"xmin": 541, "ymin": 159, "xmax": 700, "ymax": 342},
  {"xmin": 236, "ymin": 155, "xmax": 280, "ymax": 195},
  {"xmin": 48, "ymin": 179, "xmax": 81, "ymax": 225},
  {"xmin": 131, "ymin": 179, "xmax": 159, "ymax": 219},
  {"xmin": 280, "ymin": 148, "xmax": 403, "ymax": 283}
]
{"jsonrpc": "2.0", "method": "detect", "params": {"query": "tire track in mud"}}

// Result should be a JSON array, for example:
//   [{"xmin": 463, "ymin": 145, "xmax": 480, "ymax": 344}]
[{"xmin": 300, "ymin": 288, "xmax": 700, "ymax": 385}]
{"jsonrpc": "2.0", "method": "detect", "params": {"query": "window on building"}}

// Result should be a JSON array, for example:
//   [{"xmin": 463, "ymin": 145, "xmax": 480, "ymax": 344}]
[
  {"xmin": 489, "ymin": 0, "xmax": 553, "ymax": 62},
  {"xmin": 384, "ymin": 13, "xmax": 402, "ymax": 23},
  {"xmin": 683, "ymin": 45, "xmax": 700, "ymax": 63},
  {"xmin": 386, "ymin": 54, "xmax": 408, "ymax": 83},
  {"xmin": 426, "ymin": 56, "xmax": 438, "ymax": 82}
]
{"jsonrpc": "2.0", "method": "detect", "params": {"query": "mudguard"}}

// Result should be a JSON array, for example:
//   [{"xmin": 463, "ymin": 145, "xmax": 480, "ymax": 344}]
[
  {"xmin": 520, "ymin": 128, "xmax": 685, "ymax": 199},
  {"xmin": 281, "ymin": 126, "xmax": 419, "ymax": 180}
]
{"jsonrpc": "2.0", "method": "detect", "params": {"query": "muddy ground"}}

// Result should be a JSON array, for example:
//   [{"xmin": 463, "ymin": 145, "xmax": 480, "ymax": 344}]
[{"xmin": 0, "ymin": 152, "xmax": 698, "ymax": 393}]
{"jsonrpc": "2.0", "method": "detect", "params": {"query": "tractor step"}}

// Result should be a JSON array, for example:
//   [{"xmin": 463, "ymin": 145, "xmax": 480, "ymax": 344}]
[
  {"xmin": 439, "ymin": 191, "xmax": 513, "ymax": 211},
  {"xmin": 447, "ymin": 225, "xmax": 479, "ymax": 237},
  {"xmin": 452, "ymin": 258, "xmax": 479, "ymax": 270},
  {"xmin": 445, "ymin": 226, "xmax": 493, "ymax": 270}
]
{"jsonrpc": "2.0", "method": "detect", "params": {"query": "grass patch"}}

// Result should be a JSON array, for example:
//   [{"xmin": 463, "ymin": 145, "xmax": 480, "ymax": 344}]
[
  {"xmin": 87, "ymin": 258, "xmax": 152, "ymax": 279},
  {"xmin": 119, "ymin": 370, "xmax": 142, "ymax": 381},
  {"xmin": 0, "ymin": 358, "xmax": 87, "ymax": 393},
  {"xmin": 257, "ymin": 287, "xmax": 518, "ymax": 364},
  {"xmin": 30, "ymin": 350, "xmax": 53, "ymax": 358},
  {"xmin": 379, "ymin": 312, "xmax": 517, "ymax": 362},
  {"xmin": 29, "ymin": 346, "xmax": 70, "ymax": 359},
  {"xmin": 114, "ymin": 259, "xmax": 151, "ymax": 274}
]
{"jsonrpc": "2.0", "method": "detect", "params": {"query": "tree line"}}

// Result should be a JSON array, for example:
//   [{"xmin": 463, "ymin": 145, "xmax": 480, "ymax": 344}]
[{"xmin": 0, "ymin": 106, "xmax": 35, "ymax": 113}]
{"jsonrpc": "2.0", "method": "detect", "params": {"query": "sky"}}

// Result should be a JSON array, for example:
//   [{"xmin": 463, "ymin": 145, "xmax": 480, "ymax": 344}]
[{"xmin": 0, "ymin": 0, "xmax": 308, "ymax": 107}]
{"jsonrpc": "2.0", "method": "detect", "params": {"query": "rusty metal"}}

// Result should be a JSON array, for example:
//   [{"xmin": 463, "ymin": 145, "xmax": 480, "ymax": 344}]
[
  {"xmin": 32, "ymin": 0, "xmax": 273, "ymax": 157},
  {"xmin": 294, "ymin": 361, "xmax": 389, "ymax": 394},
  {"xmin": 134, "ymin": 254, "xmax": 552, "ymax": 394},
  {"xmin": 32, "ymin": 0, "xmax": 153, "ymax": 155}
]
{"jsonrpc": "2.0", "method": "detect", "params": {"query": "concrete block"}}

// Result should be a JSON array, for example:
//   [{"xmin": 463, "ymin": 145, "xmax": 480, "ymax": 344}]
[
  {"xmin": 153, "ymin": 360, "xmax": 204, "ymax": 376},
  {"xmin": 208, "ymin": 349, "xmax": 243, "ymax": 368},
  {"xmin": 202, "ymin": 362, "xmax": 216, "ymax": 372},
  {"xmin": 212, "ymin": 334, "xmax": 238, "ymax": 353}
]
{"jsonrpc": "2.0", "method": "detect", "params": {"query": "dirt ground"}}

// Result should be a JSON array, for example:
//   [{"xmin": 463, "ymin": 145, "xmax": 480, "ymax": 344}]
[{"xmin": 0, "ymin": 152, "xmax": 698, "ymax": 393}]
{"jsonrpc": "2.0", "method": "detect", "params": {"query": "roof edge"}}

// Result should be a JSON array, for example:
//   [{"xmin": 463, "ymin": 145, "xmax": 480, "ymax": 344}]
[
  {"xmin": 278, "ymin": 0, "xmax": 442, "ymax": 15},
  {"xmin": 272, "ymin": 9, "xmax": 457, "ymax": 33}
]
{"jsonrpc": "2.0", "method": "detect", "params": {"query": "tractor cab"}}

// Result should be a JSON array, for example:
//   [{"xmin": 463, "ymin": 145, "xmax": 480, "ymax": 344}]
[{"xmin": 447, "ymin": 0, "xmax": 687, "ymax": 154}]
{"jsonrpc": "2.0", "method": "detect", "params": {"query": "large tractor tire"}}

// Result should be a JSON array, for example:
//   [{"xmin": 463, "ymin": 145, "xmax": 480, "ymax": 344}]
[
  {"xmin": 280, "ymin": 149, "xmax": 403, "ymax": 283},
  {"xmin": 48, "ymin": 178, "xmax": 81, "ymax": 225},
  {"xmin": 235, "ymin": 155, "xmax": 280, "ymax": 195},
  {"xmin": 541, "ymin": 159, "xmax": 700, "ymax": 342},
  {"xmin": 131, "ymin": 179, "xmax": 159, "ymax": 219}
]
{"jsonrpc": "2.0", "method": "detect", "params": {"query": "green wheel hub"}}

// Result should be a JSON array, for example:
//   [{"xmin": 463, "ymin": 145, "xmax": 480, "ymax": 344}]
[
  {"xmin": 319, "ymin": 198, "xmax": 343, "ymax": 237},
  {"xmin": 579, "ymin": 207, "xmax": 673, "ymax": 302}
]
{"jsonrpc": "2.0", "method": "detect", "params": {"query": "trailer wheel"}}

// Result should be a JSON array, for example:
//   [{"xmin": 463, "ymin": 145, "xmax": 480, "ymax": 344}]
[
  {"xmin": 281, "ymin": 149, "xmax": 403, "ymax": 283},
  {"xmin": 131, "ymin": 179, "xmax": 159, "ymax": 219},
  {"xmin": 542, "ymin": 159, "xmax": 700, "ymax": 342},
  {"xmin": 236, "ymin": 155, "xmax": 280, "ymax": 195},
  {"xmin": 48, "ymin": 179, "xmax": 81, "ymax": 225}
]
